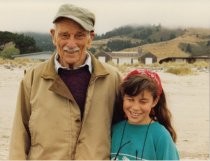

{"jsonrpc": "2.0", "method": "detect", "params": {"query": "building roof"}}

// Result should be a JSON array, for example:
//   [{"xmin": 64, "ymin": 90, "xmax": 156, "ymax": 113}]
[{"xmin": 107, "ymin": 51, "xmax": 142, "ymax": 58}]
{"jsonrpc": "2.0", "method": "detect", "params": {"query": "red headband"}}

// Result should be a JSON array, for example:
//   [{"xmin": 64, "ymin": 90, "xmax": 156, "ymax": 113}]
[{"xmin": 124, "ymin": 69, "xmax": 163, "ymax": 96}]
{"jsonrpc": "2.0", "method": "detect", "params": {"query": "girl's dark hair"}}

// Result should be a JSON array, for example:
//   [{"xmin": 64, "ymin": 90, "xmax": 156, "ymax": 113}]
[{"xmin": 120, "ymin": 75, "xmax": 177, "ymax": 142}]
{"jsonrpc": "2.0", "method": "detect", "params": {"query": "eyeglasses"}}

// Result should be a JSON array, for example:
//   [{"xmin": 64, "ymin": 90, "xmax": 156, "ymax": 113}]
[
  {"xmin": 58, "ymin": 31, "xmax": 90, "ymax": 40},
  {"xmin": 113, "ymin": 140, "xmax": 131, "ymax": 160},
  {"xmin": 113, "ymin": 141, "xmax": 143, "ymax": 160},
  {"xmin": 113, "ymin": 120, "xmax": 152, "ymax": 160}
]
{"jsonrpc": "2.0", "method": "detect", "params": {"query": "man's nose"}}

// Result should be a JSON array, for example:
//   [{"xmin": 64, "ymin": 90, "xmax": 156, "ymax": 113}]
[{"xmin": 66, "ymin": 36, "xmax": 77, "ymax": 47}]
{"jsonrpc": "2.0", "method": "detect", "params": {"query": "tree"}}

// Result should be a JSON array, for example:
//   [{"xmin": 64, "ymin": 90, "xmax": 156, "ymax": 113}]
[
  {"xmin": 186, "ymin": 44, "xmax": 192, "ymax": 53},
  {"xmin": 0, "ymin": 31, "xmax": 40, "ymax": 54},
  {"xmin": 107, "ymin": 39, "xmax": 141, "ymax": 51},
  {"xmin": 207, "ymin": 41, "xmax": 210, "ymax": 46},
  {"xmin": 14, "ymin": 34, "xmax": 40, "ymax": 54},
  {"xmin": 0, "ymin": 43, "xmax": 20, "ymax": 59}
]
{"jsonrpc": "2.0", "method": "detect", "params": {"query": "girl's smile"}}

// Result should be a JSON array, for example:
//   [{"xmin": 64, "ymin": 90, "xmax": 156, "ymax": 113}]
[{"xmin": 123, "ymin": 90, "xmax": 158, "ymax": 125}]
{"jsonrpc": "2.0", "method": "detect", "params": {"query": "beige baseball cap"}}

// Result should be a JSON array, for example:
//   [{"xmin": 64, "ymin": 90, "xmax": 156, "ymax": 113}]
[{"xmin": 53, "ymin": 4, "xmax": 95, "ymax": 31}]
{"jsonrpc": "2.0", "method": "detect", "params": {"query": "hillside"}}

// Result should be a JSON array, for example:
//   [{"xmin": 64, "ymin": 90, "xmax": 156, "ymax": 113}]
[
  {"xmin": 1, "ymin": 25, "xmax": 209, "ymax": 60},
  {"xmin": 122, "ymin": 32, "xmax": 199, "ymax": 58},
  {"xmin": 24, "ymin": 32, "xmax": 54, "ymax": 51},
  {"xmin": 93, "ymin": 26, "xmax": 210, "ymax": 59},
  {"xmin": 136, "ymin": 28, "xmax": 210, "ymax": 58}
]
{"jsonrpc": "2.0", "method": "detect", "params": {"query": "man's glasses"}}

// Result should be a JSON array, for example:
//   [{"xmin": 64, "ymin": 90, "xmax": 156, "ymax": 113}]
[{"xmin": 58, "ymin": 31, "xmax": 90, "ymax": 40}]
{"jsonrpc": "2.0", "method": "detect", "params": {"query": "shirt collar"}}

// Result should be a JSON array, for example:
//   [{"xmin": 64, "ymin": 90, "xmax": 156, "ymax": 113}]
[{"xmin": 54, "ymin": 52, "xmax": 92, "ymax": 73}]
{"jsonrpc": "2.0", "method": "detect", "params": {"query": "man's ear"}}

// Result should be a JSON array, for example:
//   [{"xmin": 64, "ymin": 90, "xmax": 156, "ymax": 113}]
[
  {"xmin": 87, "ymin": 31, "xmax": 95, "ymax": 48},
  {"xmin": 50, "ymin": 29, "xmax": 56, "ymax": 46},
  {"xmin": 90, "ymin": 31, "xmax": 95, "ymax": 40}
]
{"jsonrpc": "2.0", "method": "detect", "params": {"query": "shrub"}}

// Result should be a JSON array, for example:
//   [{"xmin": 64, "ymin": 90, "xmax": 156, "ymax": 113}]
[
  {"xmin": 0, "ymin": 45, "xmax": 20, "ymax": 59},
  {"xmin": 192, "ymin": 61, "xmax": 209, "ymax": 68},
  {"xmin": 165, "ymin": 66, "xmax": 193, "ymax": 75}
]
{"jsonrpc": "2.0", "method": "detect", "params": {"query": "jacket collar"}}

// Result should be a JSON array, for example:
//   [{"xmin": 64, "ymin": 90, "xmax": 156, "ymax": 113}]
[
  {"xmin": 54, "ymin": 52, "xmax": 93, "ymax": 73},
  {"xmin": 40, "ymin": 52, "xmax": 110, "ymax": 101},
  {"xmin": 41, "ymin": 52, "xmax": 109, "ymax": 80},
  {"xmin": 90, "ymin": 52, "xmax": 109, "ymax": 78}
]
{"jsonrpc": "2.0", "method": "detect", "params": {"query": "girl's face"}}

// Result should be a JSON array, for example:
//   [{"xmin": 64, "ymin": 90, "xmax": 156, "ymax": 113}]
[{"xmin": 123, "ymin": 89, "xmax": 158, "ymax": 125}]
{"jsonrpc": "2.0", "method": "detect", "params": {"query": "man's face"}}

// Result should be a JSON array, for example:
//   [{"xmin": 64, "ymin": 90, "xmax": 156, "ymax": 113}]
[{"xmin": 51, "ymin": 19, "xmax": 94, "ymax": 68}]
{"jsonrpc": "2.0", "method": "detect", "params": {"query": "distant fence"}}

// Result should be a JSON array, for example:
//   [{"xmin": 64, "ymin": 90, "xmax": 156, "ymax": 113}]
[
  {"xmin": 13, "ymin": 51, "xmax": 53, "ymax": 61},
  {"xmin": 159, "ymin": 56, "xmax": 210, "ymax": 64}
]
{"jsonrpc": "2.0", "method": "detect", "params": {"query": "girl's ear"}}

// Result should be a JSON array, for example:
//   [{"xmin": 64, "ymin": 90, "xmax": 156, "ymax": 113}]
[{"xmin": 152, "ymin": 96, "xmax": 159, "ymax": 108}]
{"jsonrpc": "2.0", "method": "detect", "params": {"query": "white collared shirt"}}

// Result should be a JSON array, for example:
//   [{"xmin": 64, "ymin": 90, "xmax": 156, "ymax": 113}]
[{"xmin": 54, "ymin": 52, "xmax": 92, "ymax": 73}]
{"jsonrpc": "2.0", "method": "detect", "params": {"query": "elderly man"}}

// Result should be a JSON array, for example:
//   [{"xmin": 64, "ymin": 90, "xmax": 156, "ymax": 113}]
[{"xmin": 9, "ymin": 4, "xmax": 122, "ymax": 160}]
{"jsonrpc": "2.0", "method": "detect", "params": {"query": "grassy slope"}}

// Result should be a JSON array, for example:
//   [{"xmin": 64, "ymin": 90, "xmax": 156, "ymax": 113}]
[
  {"xmin": 124, "ymin": 28, "xmax": 210, "ymax": 59},
  {"xmin": 94, "ymin": 28, "xmax": 210, "ymax": 59}
]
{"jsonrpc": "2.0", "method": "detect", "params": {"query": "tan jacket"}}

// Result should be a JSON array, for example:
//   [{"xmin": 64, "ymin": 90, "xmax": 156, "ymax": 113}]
[{"xmin": 9, "ymin": 53, "xmax": 122, "ymax": 160}]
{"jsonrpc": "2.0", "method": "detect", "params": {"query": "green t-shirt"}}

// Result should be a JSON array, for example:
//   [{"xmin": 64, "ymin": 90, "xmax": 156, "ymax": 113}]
[{"xmin": 111, "ymin": 120, "xmax": 179, "ymax": 160}]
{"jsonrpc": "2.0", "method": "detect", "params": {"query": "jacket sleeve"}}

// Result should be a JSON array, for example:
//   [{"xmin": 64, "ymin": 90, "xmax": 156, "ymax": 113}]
[
  {"xmin": 111, "ymin": 70, "xmax": 124, "ymax": 125},
  {"xmin": 9, "ymin": 76, "xmax": 32, "ymax": 160}
]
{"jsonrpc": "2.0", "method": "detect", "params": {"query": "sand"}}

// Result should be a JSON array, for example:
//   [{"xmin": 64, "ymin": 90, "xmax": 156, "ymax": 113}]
[
  {"xmin": 0, "ymin": 64, "xmax": 209, "ymax": 160},
  {"xmin": 158, "ymin": 70, "xmax": 209, "ymax": 160}
]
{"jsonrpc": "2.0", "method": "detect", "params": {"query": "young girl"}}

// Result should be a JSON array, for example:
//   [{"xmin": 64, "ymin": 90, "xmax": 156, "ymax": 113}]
[{"xmin": 111, "ymin": 69, "xmax": 179, "ymax": 160}]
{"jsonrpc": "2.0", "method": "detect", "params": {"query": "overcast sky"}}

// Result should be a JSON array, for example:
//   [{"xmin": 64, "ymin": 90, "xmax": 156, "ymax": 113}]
[{"xmin": 0, "ymin": 0, "xmax": 209, "ymax": 35}]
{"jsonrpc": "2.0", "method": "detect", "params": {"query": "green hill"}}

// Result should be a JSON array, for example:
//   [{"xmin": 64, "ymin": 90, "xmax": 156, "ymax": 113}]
[
  {"xmin": 1, "ymin": 25, "xmax": 209, "ymax": 59},
  {"xmin": 93, "ymin": 26, "xmax": 210, "ymax": 58}
]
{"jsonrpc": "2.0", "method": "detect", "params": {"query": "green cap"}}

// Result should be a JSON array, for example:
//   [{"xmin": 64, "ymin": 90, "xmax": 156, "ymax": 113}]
[{"xmin": 53, "ymin": 4, "xmax": 95, "ymax": 31}]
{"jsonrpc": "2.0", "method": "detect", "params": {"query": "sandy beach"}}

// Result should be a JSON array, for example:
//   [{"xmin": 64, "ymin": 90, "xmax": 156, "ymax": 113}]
[{"xmin": 0, "ymin": 64, "xmax": 209, "ymax": 160}]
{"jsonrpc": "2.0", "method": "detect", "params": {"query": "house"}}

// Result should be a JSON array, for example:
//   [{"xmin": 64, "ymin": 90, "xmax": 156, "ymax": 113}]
[
  {"xmin": 108, "ymin": 51, "xmax": 141, "ymax": 65},
  {"xmin": 139, "ymin": 52, "xmax": 157, "ymax": 64},
  {"xmin": 95, "ymin": 50, "xmax": 157, "ymax": 65},
  {"xmin": 95, "ymin": 51, "xmax": 112, "ymax": 63}
]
